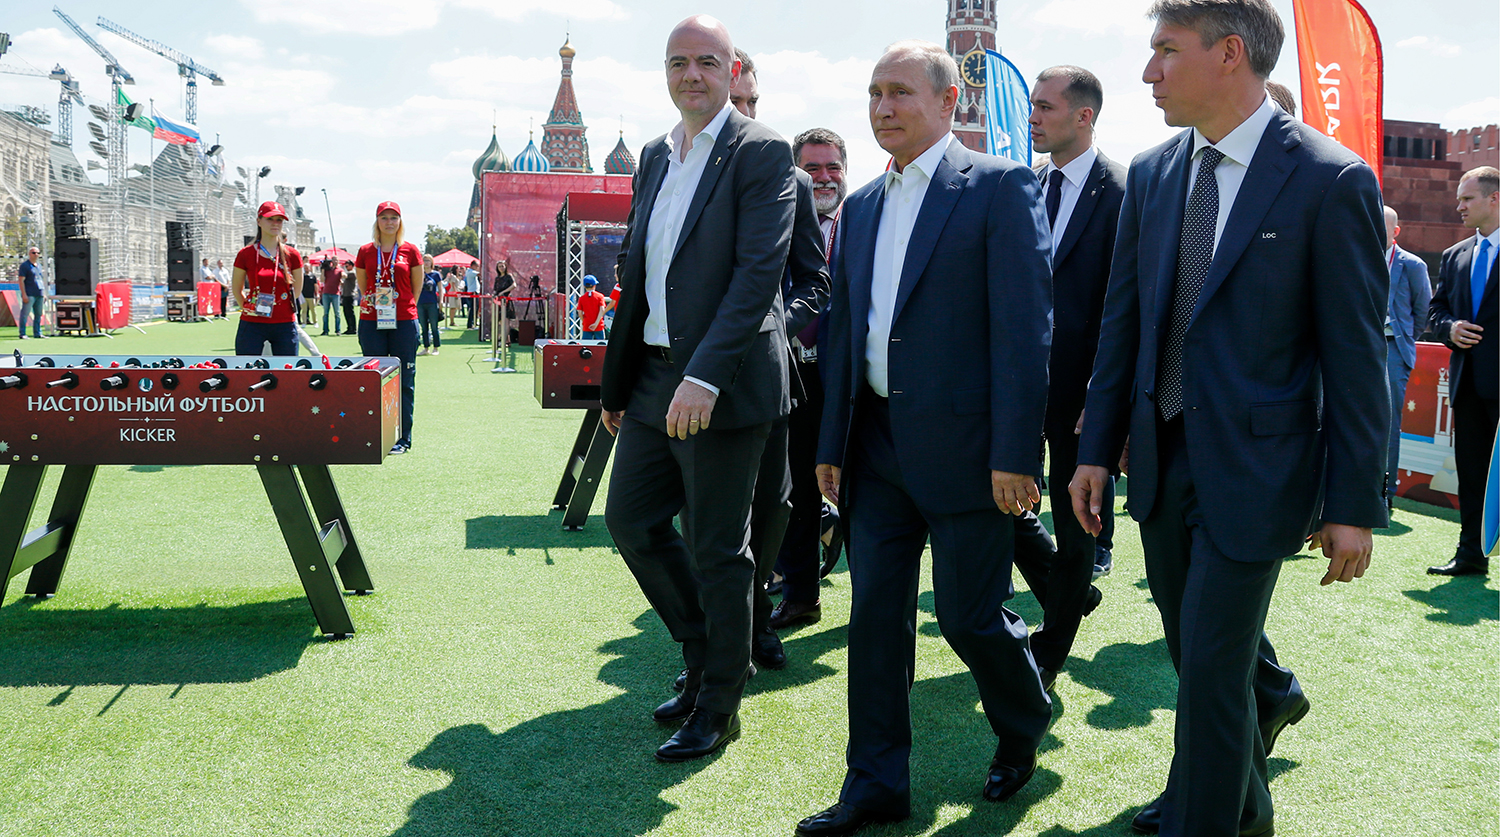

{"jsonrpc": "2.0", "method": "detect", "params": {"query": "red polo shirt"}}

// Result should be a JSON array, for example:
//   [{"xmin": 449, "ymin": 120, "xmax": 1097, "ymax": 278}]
[
  {"xmin": 355, "ymin": 241, "xmax": 422, "ymax": 321},
  {"xmin": 234, "ymin": 242, "xmax": 303, "ymax": 323}
]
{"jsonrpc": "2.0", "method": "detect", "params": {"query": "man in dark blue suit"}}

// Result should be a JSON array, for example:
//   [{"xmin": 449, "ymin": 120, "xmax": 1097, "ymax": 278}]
[
  {"xmin": 1426, "ymin": 166, "xmax": 1498, "ymax": 576},
  {"xmin": 796, "ymin": 40, "xmax": 1054, "ymax": 837},
  {"xmin": 1070, "ymin": 2, "xmax": 1388, "ymax": 834},
  {"xmin": 1381, "ymin": 206, "xmax": 1431, "ymax": 511}
]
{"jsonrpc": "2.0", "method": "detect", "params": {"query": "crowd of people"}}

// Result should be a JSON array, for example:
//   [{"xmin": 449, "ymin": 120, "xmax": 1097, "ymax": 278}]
[{"xmin": 589, "ymin": 4, "xmax": 1498, "ymax": 837}]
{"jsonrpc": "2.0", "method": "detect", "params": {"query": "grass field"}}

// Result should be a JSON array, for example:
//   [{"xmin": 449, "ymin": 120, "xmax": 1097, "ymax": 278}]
[{"xmin": 0, "ymin": 318, "xmax": 1494, "ymax": 837}]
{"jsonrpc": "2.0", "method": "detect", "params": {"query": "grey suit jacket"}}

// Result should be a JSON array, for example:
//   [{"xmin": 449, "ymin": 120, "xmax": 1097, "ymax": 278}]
[
  {"xmin": 1386, "ymin": 244, "xmax": 1430, "ymax": 369},
  {"xmin": 602, "ymin": 108, "xmax": 798, "ymax": 428}
]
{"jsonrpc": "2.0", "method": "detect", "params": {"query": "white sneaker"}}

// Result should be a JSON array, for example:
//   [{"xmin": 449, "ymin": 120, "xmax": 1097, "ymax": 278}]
[
  {"xmin": 429, "ymin": 349, "xmax": 439, "ymax": 356},
  {"xmin": 418, "ymin": 348, "xmax": 429, "ymax": 356}
]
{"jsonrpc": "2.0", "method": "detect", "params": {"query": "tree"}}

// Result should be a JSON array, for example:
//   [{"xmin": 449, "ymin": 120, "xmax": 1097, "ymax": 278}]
[{"xmin": 424, "ymin": 224, "xmax": 479, "ymax": 257}]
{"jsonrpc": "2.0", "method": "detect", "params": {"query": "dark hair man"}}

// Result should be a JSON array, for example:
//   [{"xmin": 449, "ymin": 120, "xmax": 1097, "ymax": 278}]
[
  {"xmin": 1381, "ymin": 206, "xmax": 1430, "ymax": 513},
  {"xmin": 770, "ymin": 126, "xmax": 849, "ymax": 630},
  {"xmin": 730, "ymin": 48, "xmax": 759, "ymax": 118},
  {"xmin": 1070, "ymin": 1, "xmax": 1388, "ymax": 834},
  {"xmin": 1011, "ymin": 63, "xmax": 1126, "ymax": 692},
  {"xmin": 600, "ymin": 14, "xmax": 799, "ymax": 764},
  {"xmin": 1426, "ymin": 165, "xmax": 1499, "ymax": 576},
  {"xmin": 799, "ymin": 39, "xmax": 1054, "ymax": 836}
]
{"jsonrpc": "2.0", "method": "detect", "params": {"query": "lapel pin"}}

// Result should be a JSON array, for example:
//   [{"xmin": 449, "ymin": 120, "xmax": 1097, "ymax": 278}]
[
  {"xmin": 1261, "ymin": 232, "xmax": 1277, "ymax": 239},
  {"xmin": 715, "ymin": 157, "xmax": 721, "ymax": 165}
]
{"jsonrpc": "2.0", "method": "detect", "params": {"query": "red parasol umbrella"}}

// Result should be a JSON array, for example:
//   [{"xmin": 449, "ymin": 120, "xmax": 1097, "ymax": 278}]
[
  {"xmin": 307, "ymin": 247, "xmax": 356, "ymax": 263},
  {"xmin": 432, "ymin": 248, "xmax": 478, "ymax": 268}
]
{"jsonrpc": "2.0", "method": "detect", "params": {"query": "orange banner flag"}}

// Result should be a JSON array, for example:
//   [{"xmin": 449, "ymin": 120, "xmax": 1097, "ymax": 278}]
[{"xmin": 1293, "ymin": 0, "xmax": 1384, "ymax": 185}]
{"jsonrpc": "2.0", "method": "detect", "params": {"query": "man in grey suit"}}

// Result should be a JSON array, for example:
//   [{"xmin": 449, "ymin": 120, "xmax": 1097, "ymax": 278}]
[
  {"xmin": 1381, "ymin": 206, "xmax": 1431, "ymax": 510},
  {"xmin": 600, "ymin": 14, "xmax": 798, "ymax": 763},
  {"xmin": 1071, "ymin": 1, "xmax": 1387, "ymax": 834}
]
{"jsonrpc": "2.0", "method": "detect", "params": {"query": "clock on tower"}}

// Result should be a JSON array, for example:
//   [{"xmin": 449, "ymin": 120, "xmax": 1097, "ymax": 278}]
[{"xmin": 961, "ymin": 48, "xmax": 987, "ymax": 88}]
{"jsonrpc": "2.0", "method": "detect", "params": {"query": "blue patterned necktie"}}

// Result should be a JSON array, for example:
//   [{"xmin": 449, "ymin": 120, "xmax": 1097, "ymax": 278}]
[
  {"xmin": 1158, "ymin": 146, "xmax": 1225, "ymax": 421},
  {"xmin": 1473, "ymin": 238, "xmax": 1491, "ymax": 320}
]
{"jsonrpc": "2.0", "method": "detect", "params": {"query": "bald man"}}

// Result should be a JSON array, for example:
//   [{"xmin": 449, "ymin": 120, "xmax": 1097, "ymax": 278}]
[{"xmin": 1381, "ymin": 206, "xmax": 1430, "ymax": 508}]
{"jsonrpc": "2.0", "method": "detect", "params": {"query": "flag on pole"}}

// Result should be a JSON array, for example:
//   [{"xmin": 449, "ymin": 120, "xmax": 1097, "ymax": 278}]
[
  {"xmin": 1293, "ymin": 0, "xmax": 1383, "ymax": 184},
  {"xmin": 151, "ymin": 105, "xmax": 199, "ymax": 146},
  {"xmin": 983, "ymin": 49, "xmax": 1031, "ymax": 166},
  {"xmin": 115, "ymin": 88, "xmax": 154, "ymax": 132}
]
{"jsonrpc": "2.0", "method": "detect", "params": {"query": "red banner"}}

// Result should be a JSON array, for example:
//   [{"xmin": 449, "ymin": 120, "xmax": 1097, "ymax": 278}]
[
  {"xmin": 96, "ymin": 281, "xmax": 131, "ymax": 330},
  {"xmin": 197, "ymin": 281, "xmax": 221, "ymax": 317},
  {"xmin": 1293, "ymin": 0, "xmax": 1383, "ymax": 184}
]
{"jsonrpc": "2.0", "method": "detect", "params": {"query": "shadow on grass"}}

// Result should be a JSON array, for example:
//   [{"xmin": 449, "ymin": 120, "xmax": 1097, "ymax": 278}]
[
  {"xmin": 1065, "ymin": 638, "xmax": 1175, "ymax": 732},
  {"xmin": 0, "ymin": 597, "xmax": 315, "ymax": 690},
  {"xmin": 464, "ymin": 513, "xmax": 618, "ymax": 559},
  {"xmin": 1402, "ymin": 576, "xmax": 1499, "ymax": 625}
]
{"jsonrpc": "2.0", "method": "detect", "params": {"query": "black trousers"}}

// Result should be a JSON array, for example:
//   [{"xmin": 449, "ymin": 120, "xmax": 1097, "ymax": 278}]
[
  {"xmin": 341, "ymin": 297, "xmax": 356, "ymax": 333},
  {"xmin": 839, "ymin": 391, "xmax": 1050, "ymax": 816},
  {"xmin": 749, "ymin": 416, "xmax": 792, "ymax": 634},
  {"xmin": 604, "ymin": 356, "xmax": 769, "ymax": 714},
  {"xmin": 777, "ymin": 358, "xmax": 826, "ymax": 606},
  {"xmin": 1452, "ymin": 372, "xmax": 1499, "ymax": 562},
  {"xmin": 1140, "ymin": 417, "xmax": 1286, "ymax": 837}
]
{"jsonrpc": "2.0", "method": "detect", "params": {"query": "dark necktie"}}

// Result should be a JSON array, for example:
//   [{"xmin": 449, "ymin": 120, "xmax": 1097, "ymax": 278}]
[
  {"xmin": 1046, "ymin": 169, "xmax": 1064, "ymax": 230},
  {"xmin": 1158, "ymin": 146, "xmax": 1225, "ymax": 421}
]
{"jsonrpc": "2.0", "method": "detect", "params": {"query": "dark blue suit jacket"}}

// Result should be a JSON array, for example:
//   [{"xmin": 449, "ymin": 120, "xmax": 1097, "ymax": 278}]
[
  {"xmin": 817, "ymin": 139, "xmax": 1053, "ymax": 513},
  {"xmin": 1429, "ymin": 235, "xmax": 1499, "ymax": 404},
  {"xmin": 1387, "ymin": 245, "xmax": 1431, "ymax": 370},
  {"xmin": 1078, "ymin": 111, "xmax": 1389, "ymax": 562}
]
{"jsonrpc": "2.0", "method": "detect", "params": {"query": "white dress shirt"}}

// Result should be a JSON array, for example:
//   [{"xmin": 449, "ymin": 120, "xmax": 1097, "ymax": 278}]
[
  {"xmin": 1187, "ymin": 94, "xmax": 1278, "ymax": 251},
  {"xmin": 1041, "ymin": 144, "xmax": 1097, "ymax": 255},
  {"xmin": 865, "ymin": 132, "xmax": 953, "ymax": 397},
  {"xmin": 1472, "ymin": 228, "xmax": 1500, "ymax": 285},
  {"xmin": 642, "ymin": 103, "xmax": 733, "ymax": 395}
]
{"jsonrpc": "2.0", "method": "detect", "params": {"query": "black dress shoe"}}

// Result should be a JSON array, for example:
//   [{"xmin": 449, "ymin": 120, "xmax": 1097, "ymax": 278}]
[
  {"xmin": 769, "ymin": 599, "xmax": 822, "ymax": 630},
  {"xmin": 654, "ymin": 709, "xmax": 739, "ymax": 762},
  {"xmin": 795, "ymin": 802, "xmax": 904, "ymax": 836},
  {"xmin": 1081, "ymin": 584, "xmax": 1103, "ymax": 617},
  {"xmin": 1038, "ymin": 667, "xmax": 1058, "ymax": 693},
  {"xmin": 1260, "ymin": 692, "xmax": 1310, "ymax": 755},
  {"xmin": 653, "ymin": 689, "xmax": 696, "ymax": 723},
  {"xmin": 1131, "ymin": 797, "xmax": 1162, "ymax": 834},
  {"xmin": 982, "ymin": 749, "xmax": 1037, "ymax": 802},
  {"xmin": 752, "ymin": 626, "xmax": 787, "ymax": 670},
  {"xmin": 673, "ymin": 662, "xmax": 757, "ymax": 692},
  {"xmin": 765, "ymin": 574, "xmax": 785, "ymax": 596},
  {"xmin": 1428, "ymin": 556, "xmax": 1488, "ymax": 576}
]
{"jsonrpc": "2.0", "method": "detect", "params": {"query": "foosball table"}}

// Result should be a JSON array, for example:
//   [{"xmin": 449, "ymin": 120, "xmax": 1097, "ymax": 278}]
[
  {"xmin": 0, "ymin": 352, "xmax": 402, "ymax": 638},
  {"xmin": 534, "ymin": 339, "xmax": 613, "ymax": 531}
]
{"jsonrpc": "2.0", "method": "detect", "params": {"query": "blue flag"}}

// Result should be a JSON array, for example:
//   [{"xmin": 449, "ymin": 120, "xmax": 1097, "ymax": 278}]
[{"xmin": 983, "ymin": 49, "xmax": 1031, "ymax": 166}]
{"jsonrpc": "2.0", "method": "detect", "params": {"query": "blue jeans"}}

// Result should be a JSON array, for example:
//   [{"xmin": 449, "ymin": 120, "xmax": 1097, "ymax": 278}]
[
  {"xmin": 581, "ymin": 329, "xmax": 605, "ymax": 339},
  {"xmin": 19, "ymin": 295, "xmax": 43, "ymax": 337},
  {"xmin": 359, "ymin": 319, "xmax": 418, "ymax": 448},
  {"xmin": 321, "ymin": 294, "xmax": 341, "ymax": 334},
  {"xmin": 234, "ymin": 319, "xmax": 297, "ymax": 356},
  {"xmin": 417, "ymin": 302, "xmax": 442, "ymax": 348}
]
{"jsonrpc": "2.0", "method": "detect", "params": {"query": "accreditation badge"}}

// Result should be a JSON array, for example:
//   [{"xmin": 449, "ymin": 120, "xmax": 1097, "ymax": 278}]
[
  {"xmin": 375, "ymin": 288, "xmax": 396, "ymax": 330},
  {"xmin": 256, "ymin": 293, "xmax": 275, "ymax": 317}
]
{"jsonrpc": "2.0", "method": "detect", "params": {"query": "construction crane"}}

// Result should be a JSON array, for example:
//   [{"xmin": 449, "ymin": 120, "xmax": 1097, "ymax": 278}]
[
  {"xmin": 0, "ymin": 62, "xmax": 83, "ymax": 145},
  {"xmin": 96, "ymin": 16, "xmax": 223, "ymax": 126}
]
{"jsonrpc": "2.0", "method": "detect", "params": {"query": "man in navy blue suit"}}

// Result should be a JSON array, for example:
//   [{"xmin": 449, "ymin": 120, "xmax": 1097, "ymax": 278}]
[
  {"xmin": 1381, "ymin": 206, "xmax": 1431, "ymax": 511},
  {"xmin": 797, "ymin": 40, "xmax": 1054, "ymax": 837},
  {"xmin": 1070, "ymin": 1, "xmax": 1388, "ymax": 834}
]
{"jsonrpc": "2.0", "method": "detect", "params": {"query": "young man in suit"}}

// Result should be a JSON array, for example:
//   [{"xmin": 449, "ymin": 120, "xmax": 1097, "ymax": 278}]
[
  {"xmin": 1382, "ymin": 206, "xmax": 1431, "ymax": 511},
  {"xmin": 600, "ymin": 14, "xmax": 799, "ymax": 763},
  {"xmin": 798, "ymin": 40, "xmax": 1054, "ymax": 837},
  {"xmin": 1427, "ymin": 166, "xmax": 1499, "ymax": 576},
  {"xmin": 1011, "ymin": 64, "xmax": 1126, "ymax": 691},
  {"xmin": 1070, "ymin": 1, "xmax": 1388, "ymax": 834}
]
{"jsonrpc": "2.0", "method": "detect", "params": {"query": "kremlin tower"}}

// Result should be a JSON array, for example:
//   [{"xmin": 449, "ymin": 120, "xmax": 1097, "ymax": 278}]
[
  {"xmin": 541, "ymin": 38, "xmax": 591, "ymax": 172},
  {"xmin": 946, "ymin": 0, "xmax": 1000, "ymax": 153}
]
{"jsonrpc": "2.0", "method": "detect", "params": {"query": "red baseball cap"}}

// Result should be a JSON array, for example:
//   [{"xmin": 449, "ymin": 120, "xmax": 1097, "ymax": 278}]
[
  {"xmin": 258, "ymin": 201, "xmax": 288, "ymax": 220},
  {"xmin": 375, "ymin": 200, "xmax": 402, "ymax": 217}
]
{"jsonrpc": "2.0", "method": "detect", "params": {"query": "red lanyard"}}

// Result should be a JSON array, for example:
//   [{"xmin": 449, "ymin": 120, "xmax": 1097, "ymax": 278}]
[{"xmin": 255, "ymin": 243, "xmax": 285, "ymax": 296}]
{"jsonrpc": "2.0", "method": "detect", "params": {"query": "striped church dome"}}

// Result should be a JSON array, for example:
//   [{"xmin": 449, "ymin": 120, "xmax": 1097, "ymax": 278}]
[
  {"xmin": 604, "ymin": 133, "xmax": 636, "ymax": 175},
  {"xmin": 472, "ymin": 130, "xmax": 510, "ymax": 180},
  {"xmin": 511, "ymin": 133, "xmax": 551, "ymax": 173}
]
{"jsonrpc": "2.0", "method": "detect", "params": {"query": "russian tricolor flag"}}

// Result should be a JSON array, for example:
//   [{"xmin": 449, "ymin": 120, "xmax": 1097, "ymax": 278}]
[{"xmin": 151, "ymin": 106, "xmax": 199, "ymax": 146}]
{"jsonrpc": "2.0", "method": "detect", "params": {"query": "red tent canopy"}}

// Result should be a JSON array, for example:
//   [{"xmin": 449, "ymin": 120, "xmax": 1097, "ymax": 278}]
[
  {"xmin": 306, "ymin": 247, "xmax": 356, "ymax": 263},
  {"xmin": 432, "ymin": 248, "xmax": 477, "ymax": 268}
]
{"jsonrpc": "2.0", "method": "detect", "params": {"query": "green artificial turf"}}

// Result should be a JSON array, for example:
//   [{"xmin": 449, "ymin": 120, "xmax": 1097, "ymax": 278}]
[{"xmin": 0, "ymin": 319, "xmax": 1494, "ymax": 836}]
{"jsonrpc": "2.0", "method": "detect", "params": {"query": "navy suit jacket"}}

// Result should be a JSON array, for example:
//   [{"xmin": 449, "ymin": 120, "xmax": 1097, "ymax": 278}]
[
  {"xmin": 602, "ymin": 109, "xmax": 797, "ymax": 428},
  {"xmin": 1387, "ymin": 245, "xmax": 1431, "ymax": 370},
  {"xmin": 1078, "ymin": 111, "xmax": 1389, "ymax": 562},
  {"xmin": 817, "ymin": 139, "xmax": 1053, "ymax": 513},
  {"xmin": 1429, "ymin": 235, "xmax": 1499, "ymax": 404}
]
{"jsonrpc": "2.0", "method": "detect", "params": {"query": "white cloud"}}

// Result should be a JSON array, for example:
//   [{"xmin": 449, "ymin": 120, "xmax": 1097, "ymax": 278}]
[
  {"xmin": 1395, "ymin": 35, "xmax": 1462, "ymax": 57},
  {"xmin": 1444, "ymin": 97, "xmax": 1500, "ymax": 130},
  {"xmin": 1027, "ymin": 0, "xmax": 1155, "ymax": 36},
  {"xmin": 201, "ymin": 34, "xmax": 266, "ymax": 62},
  {"xmin": 239, "ymin": 0, "xmax": 624, "ymax": 37}
]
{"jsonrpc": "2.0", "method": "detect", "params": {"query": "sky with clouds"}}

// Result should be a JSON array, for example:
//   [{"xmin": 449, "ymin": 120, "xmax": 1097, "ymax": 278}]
[{"xmin": 0, "ymin": 0, "xmax": 1494, "ymax": 253}]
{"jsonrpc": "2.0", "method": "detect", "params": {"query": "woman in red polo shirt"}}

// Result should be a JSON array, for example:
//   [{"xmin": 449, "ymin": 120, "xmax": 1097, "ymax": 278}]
[
  {"xmin": 354, "ymin": 200, "xmax": 422, "ymax": 454},
  {"xmin": 231, "ymin": 201, "xmax": 303, "ymax": 356}
]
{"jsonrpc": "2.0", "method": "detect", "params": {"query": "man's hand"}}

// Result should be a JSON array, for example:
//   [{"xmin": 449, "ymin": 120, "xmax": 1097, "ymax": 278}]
[
  {"xmin": 1451, "ymin": 320, "xmax": 1484, "ymax": 349},
  {"xmin": 1069, "ymin": 465, "xmax": 1111, "ymax": 536},
  {"xmin": 992, "ymin": 471, "xmax": 1040, "ymax": 516},
  {"xmin": 816, "ymin": 464, "xmax": 841, "ymax": 505},
  {"xmin": 665, "ymin": 379, "xmax": 717, "ymax": 440},
  {"xmin": 1073, "ymin": 409, "xmax": 1085, "ymax": 435},
  {"xmin": 602, "ymin": 410, "xmax": 625, "ymax": 436},
  {"xmin": 1318, "ymin": 522, "xmax": 1372, "ymax": 586}
]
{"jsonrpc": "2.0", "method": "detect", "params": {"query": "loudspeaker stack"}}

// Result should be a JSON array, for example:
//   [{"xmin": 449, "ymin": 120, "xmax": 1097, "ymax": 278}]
[
  {"xmin": 166, "ymin": 221, "xmax": 200, "ymax": 292},
  {"xmin": 53, "ymin": 200, "xmax": 98, "ymax": 297}
]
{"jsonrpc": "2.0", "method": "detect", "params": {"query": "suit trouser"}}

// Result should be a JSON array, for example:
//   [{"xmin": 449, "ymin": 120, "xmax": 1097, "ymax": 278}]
[
  {"xmin": 1386, "ymin": 339, "xmax": 1413, "ymax": 502},
  {"xmin": 604, "ymin": 356, "xmax": 769, "ymax": 714},
  {"xmin": 1452, "ymin": 372, "xmax": 1500, "ymax": 562},
  {"xmin": 778, "ymin": 358, "xmax": 825, "ymax": 606},
  {"xmin": 750, "ymin": 416, "xmax": 792, "ymax": 634},
  {"xmin": 1141, "ymin": 417, "xmax": 1282, "ymax": 837},
  {"xmin": 840, "ymin": 391, "xmax": 1050, "ymax": 816},
  {"xmin": 341, "ymin": 297, "xmax": 356, "ymax": 332},
  {"xmin": 1013, "ymin": 427, "xmax": 1108, "ymax": 671}
]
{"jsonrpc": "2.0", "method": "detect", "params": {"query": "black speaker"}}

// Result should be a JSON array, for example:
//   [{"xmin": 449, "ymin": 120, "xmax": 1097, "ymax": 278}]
[
  {"xmin": 54, "ymin": 238, "xmax": 99, "ymax": 296},
  {"xmin": 167, "ymin": 247, "xmax": 200, "ymax": 292},
  {"xmin": 166, "ymin": 220, "xmax": 199, "ymax": 250},
  {"xmin": 53, "ymin": 200, "xmax": 87, "ymax": 239}
]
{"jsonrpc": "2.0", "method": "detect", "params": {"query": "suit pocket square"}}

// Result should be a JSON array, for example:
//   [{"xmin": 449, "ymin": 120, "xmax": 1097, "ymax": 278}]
[{"xmin": 1249, "ymin": 400, "xmax": 1320, "ymax": 436}]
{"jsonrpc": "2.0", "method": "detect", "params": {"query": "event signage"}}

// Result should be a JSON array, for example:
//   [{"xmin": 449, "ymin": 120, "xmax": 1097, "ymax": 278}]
[{"xmin": 1293, "ymin": 0, "xmax": 1384, "ymax": 184}]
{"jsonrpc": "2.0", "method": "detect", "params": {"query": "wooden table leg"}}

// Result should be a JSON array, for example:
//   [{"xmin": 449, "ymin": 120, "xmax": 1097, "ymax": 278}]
[
  {"xmin": 24, "ymin": 464, "xmax": 96, "ymax": 596},
  {"xmin": 297, "ymin": 463, "xmax": 373, "ymax": 594},
  {"xmin": 258, "ymin": 463, "xmax": 356, "ymax": 638},
  {"xmin": 0, "ymin": 465, "xmax": 48, "ymax": 602},
  {"xmin": 559, "ymin": 413, "xmax": 617, "ymax": 532}
]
